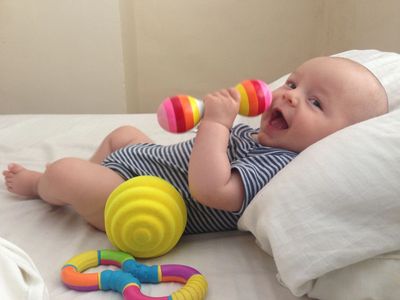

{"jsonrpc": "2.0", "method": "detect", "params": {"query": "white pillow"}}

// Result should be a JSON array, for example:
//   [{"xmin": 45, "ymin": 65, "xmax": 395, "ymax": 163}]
[{"xmin": 238, "ymin": 49, "xmax": 400, "ymax": 298}]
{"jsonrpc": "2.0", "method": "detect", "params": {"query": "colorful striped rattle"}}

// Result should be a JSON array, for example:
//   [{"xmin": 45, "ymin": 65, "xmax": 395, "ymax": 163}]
[
  {"xmin": 61, "ymin": 249, "xmax": 207, "ymax": 299},
  {"xmin": 157, "ymin": 79, "xmax": 272, "ymax": 133}
]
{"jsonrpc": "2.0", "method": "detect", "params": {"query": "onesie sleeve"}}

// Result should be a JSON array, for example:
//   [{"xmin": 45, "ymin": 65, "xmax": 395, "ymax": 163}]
[{"xmin": 231, "ymin": 149, "xmax": 296, "ymax": 215}]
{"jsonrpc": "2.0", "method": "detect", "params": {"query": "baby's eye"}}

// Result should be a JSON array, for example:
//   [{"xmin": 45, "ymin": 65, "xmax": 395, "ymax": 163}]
[
  {"xmin": 309, "ymin": 98, "xmax": 322, "ymax": 110},
  {"xmin": 285, "ymin": 81, "xmax": 296, "ymax": 89}
]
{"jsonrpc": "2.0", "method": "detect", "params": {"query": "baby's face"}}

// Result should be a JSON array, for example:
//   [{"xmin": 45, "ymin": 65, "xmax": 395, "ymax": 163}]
[{"xmin": 257, "ymin": 56, "xmax": 386, "ymax": 152}]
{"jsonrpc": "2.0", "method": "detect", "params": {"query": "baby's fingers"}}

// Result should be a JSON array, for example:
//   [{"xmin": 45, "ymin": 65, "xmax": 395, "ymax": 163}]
[{"xmin": 227, "ymin": 87, "xmax": 240, "ymax": 102}]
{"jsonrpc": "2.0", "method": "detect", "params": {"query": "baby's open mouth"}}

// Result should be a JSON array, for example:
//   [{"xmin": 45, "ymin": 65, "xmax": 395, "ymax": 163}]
[{"xmin": 269, "ymin": 109, "xmax": 289, "ymax": 129}]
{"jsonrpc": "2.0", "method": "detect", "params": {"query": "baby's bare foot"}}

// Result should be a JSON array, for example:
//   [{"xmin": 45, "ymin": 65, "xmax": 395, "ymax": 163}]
[{"xmin": 2, "ymin": 163, "xmax": 42, "ymax": 197}]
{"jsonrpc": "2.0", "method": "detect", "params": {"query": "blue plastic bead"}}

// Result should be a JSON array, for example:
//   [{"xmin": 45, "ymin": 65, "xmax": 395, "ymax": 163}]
[
  {"xmin": 123, "ymin": 260, "xmax": 159, "ymax": 283},
  {"xmin": 100, "ymin": 270, "xmax": 140, "ymax": 292}
]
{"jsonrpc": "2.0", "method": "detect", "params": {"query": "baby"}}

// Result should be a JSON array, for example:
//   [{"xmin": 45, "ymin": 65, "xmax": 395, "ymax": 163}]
[{"xmin": 3, "ymin": 56, "xmax": 388, "ymax": 234}]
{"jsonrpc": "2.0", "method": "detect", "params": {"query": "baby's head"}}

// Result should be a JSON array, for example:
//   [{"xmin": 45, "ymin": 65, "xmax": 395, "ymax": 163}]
[{"xmin": 258, "ymin": 56, "xmax": 388, "ymax": 152}]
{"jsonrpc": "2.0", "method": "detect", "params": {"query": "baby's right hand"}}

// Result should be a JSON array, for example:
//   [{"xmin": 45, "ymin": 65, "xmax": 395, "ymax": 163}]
[{"xmin": 202, "ymin": 88, "xmax": 240, "ymax": 129}]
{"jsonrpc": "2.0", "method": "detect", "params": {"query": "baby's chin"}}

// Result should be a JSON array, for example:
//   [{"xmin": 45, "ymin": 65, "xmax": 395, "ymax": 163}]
[
  {"xmin": 253, "ymin": 131, "xmax": 273, "ymax": 147},
  {"xmin": 255, "ymin": 130, "xmax": 301, "ymax": 152}
]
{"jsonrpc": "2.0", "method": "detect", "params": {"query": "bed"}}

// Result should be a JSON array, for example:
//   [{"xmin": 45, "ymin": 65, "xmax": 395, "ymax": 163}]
[
  {"xmin": 0, "ymin": 114, "xmax": 308, "ymax": 300},
  {"xmin": 1, "ymin": 49, "xmax": 400, "ymax": 300}
]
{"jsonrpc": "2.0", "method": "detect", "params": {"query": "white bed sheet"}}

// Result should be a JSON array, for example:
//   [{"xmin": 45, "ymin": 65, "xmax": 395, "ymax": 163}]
[{"xmin": 0, "ymin": 114, "xmax": 308, "ymax": 300}]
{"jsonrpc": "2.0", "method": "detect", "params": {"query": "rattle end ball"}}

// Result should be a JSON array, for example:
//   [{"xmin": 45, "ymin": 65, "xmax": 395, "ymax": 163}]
[
  {"xmin": 235, "ymin": 79, "xmax": 272, "ymax": 116},
  {"xmin": 157, "ymin": 95, "xmax": 204, "ymax": 133}
]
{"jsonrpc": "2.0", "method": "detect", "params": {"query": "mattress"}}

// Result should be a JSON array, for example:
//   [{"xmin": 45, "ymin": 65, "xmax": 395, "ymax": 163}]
[{"xmin": 0, "ymin": 114, "xmax": 308, "ymax": 300}]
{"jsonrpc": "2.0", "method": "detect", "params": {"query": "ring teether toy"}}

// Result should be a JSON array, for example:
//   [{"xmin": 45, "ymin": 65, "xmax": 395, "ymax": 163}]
[
  {"xmin": 61, "ymin": 249, "xmax": 208, "ymax": 299},
  {"xmin": 105, "ymin": 176, "xmax": 187, "ymax": 258},
  {"xmin": 157, "ymin": 79, "xmax": 272, "ymax": 133}
]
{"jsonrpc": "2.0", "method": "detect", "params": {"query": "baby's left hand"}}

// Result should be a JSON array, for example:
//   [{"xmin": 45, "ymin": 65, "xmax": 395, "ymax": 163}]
[{"xmin": 202, "ymin": 88, "xmax": 241, "ymax": 129}]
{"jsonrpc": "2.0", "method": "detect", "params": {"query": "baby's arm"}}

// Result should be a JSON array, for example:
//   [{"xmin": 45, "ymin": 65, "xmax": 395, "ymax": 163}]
[{"xmin": 188, "ymin": 88, "xmax": 245, "ymax": 212}]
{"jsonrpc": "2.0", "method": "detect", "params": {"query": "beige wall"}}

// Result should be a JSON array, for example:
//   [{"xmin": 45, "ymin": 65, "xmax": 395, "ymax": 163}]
[
  {"xmin": 1, "ymin": 1, "xmax": 399, "ymax": 114},
  {"xmin": 127, "ymin": 0, "xmax": 323, "ymax": 113},
  {"xmin": 319, "ymin": 0, "xmax": 400, "ymax": 56},
  {"xmin": 0, "ymin": 0, "xmax": 127, "ymax": 113}
]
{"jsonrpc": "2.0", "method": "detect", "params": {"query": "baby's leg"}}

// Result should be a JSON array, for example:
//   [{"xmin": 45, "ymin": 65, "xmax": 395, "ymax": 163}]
[
  {"xmin": 3, "ymin": 159, "xmax": 123, "ymax": 230},
  {"xmin": 37, "ymin": 157, "xmax": 124, "ymax": 230},
  {"xmin": 90, "ymin": 125, "xmax": 154, "ymax": 163},
  {"xmin": 3, "ymin": 125, "xmax": 152, "ymax": 230}
]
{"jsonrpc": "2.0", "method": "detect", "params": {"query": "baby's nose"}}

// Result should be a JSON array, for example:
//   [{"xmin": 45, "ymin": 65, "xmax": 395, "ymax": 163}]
[{"xmin": 283, "ymin": 90, "xmax": 299, "ymax": 106}]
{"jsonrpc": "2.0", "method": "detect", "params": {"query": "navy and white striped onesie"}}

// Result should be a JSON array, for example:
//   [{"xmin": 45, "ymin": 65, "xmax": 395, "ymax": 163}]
[{"xmin": 103, "ymin": 124, "xmax": 297, "ymax": 234}]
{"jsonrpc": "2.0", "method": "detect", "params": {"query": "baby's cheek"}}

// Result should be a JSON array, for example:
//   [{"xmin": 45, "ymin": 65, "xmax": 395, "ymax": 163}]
[{"xmin": 260, "ymin": 110, "xmax": 269, "ymax": 123}]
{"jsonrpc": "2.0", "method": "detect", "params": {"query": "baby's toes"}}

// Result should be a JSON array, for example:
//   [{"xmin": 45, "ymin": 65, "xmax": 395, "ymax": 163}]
[
  {"xmin": 8, "ymin": 163, "xmax": 24, "ymax": 173},
  {"xmin": 3, "ymin": 170, "xmax": 12, "ymax": 179},
  {"xmin": 4, "ymin": 180, "xmax": 12, "ymax": 191}
]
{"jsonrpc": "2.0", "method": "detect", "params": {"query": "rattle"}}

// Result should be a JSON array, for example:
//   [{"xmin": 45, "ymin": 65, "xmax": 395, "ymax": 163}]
[
  {"xmin": 61, "ymin": 249, "xmax": 208, "ymax": 300},
  {"xmin": 157, "ymin": 79, "xmax": 272, "ymax": 133}
]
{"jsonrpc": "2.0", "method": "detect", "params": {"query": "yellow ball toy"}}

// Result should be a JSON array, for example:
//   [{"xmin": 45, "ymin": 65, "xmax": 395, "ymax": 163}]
[{"xmin": 104, "ymin": 176, "xmax": 187, "ymax": 258}]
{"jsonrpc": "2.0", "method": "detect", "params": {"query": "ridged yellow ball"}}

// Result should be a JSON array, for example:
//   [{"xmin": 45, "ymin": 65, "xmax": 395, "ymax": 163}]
[{"xmin": 104, "ymin": 176, "xmax": 187, "ymax": 258}]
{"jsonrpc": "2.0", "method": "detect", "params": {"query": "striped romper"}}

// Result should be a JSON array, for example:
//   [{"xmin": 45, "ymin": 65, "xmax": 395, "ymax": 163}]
[{"xmin": 102, "ymin": 124, "xmax": 297, "ymax": 234}]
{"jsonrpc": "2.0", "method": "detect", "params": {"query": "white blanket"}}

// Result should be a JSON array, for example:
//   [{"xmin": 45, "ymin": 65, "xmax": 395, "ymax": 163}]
[
  {"xmin": 0, "ymin": 237, "xmax": 48, "ymax": 299},
  {"xmin": 0, "ymin": 114, "xmax": 304, "ymax": 300}
]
